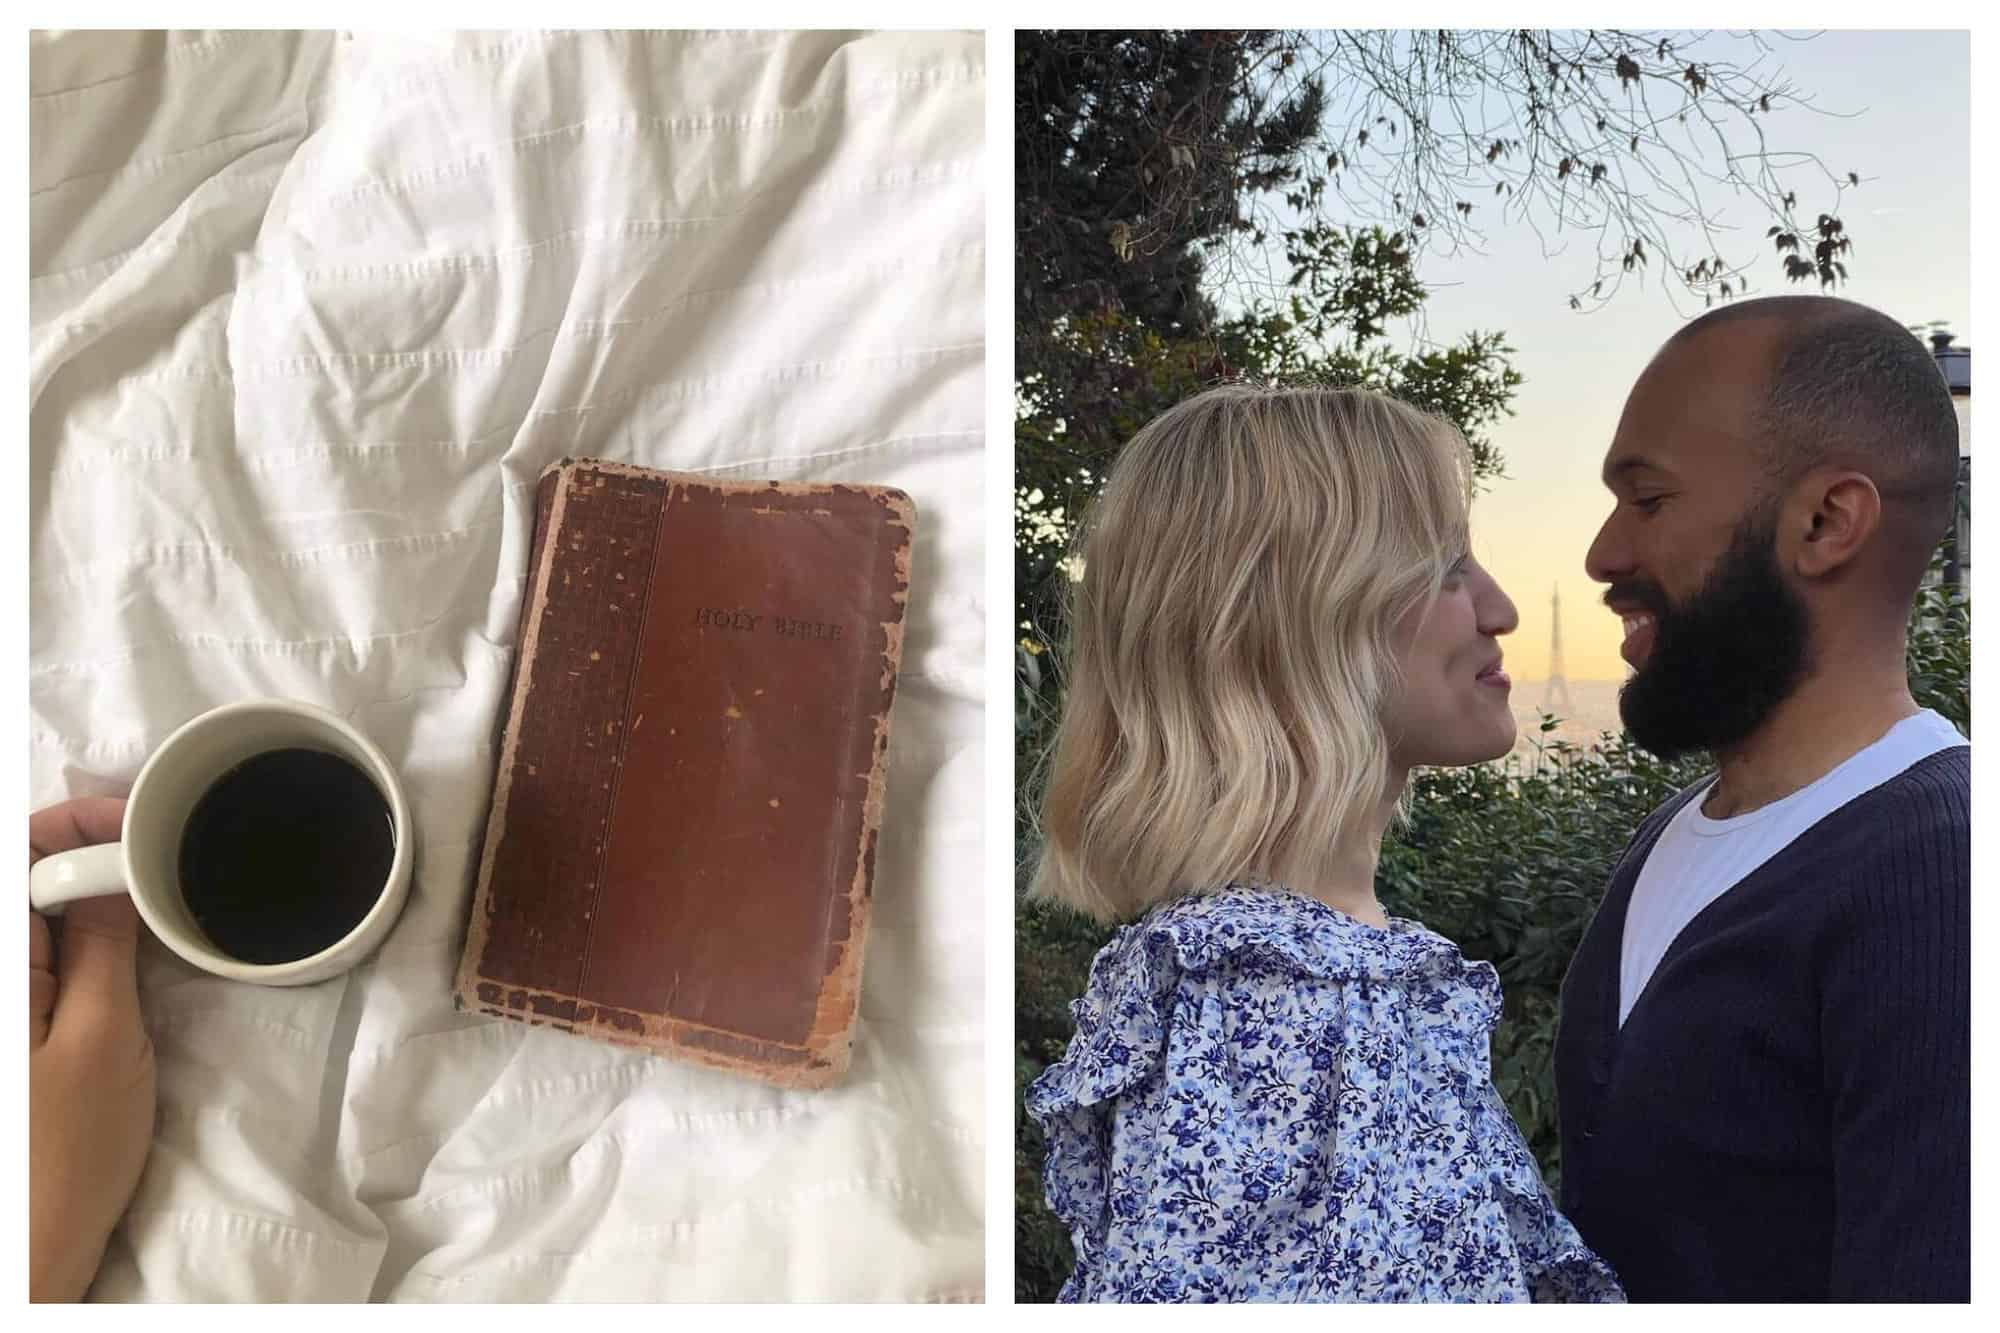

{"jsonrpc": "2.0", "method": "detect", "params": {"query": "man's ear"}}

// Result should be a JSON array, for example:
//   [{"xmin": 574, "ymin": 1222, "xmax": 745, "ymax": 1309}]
[{"xmin": 1787, "ymin": 470, "xmax": 1881, "ymax": 578}]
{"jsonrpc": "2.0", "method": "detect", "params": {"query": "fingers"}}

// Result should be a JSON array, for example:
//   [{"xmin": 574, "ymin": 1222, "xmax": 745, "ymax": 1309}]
[
  {"xmin": 30, "ymin": 797, "xmax": 136, "ymax": 1048},
  {"xmin": 30, "ymin": 911, "xmax": 56, "ymax": 1049},
  {"xmin": 28, "ymin": 797, "xmax": 128, "ymax": 867},
  {"xmin": 47, "ymin": 894, "xmax": 142, "ymax": 1044}
]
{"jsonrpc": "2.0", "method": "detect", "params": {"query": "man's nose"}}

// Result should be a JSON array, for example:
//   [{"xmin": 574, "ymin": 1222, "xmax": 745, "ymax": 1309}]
[{"xmin": 1584, "ymin": 510, "xmax": 1631, "ymax": 585}]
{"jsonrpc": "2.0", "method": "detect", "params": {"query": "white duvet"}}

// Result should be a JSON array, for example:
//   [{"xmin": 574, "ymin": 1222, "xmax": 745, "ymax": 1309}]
[{"xmin": 29, "ymin": 29, "xmax": 984, "ymax": 1302}]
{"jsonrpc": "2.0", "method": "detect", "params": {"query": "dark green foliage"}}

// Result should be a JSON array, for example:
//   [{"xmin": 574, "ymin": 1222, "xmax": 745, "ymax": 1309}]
[
  {"xmin": 1907, "ymin": 556, "xmax": 1971, "ymax": 735},
  {"xmin": 1015, "ymin": 894, "xmax": 1114, "ymax": 1300},
  {"xmin": 1016, "ymin": 30, "xmax": 1319, "ymax": 348}
]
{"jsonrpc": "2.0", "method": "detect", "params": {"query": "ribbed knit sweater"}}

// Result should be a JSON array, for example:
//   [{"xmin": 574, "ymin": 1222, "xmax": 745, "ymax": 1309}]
[{"xmin": 1553, "ymin": 746, "xmax": 1969, "ymax": 1302}]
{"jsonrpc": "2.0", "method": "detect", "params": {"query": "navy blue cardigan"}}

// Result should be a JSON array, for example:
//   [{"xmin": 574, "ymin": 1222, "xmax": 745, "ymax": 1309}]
[{"xmin": 1553, "ymin": 746, "xmax": 1969, "ymax": 1302}]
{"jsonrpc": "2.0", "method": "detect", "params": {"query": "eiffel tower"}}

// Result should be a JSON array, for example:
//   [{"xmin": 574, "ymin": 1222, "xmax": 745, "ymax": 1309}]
[{"xmin": 1541, "ymin": 584, "xmax": 1574, "ymax": 716}]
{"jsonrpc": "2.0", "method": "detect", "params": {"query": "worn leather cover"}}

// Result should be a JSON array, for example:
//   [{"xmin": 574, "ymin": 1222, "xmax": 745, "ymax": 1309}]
[{"xmin": 453, "ymin": 458, "xmax": 915, "ymax": 1088}]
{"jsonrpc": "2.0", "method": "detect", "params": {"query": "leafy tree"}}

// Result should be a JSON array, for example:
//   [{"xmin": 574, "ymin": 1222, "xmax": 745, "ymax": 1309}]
[
  {"xmin": 1016, "ymin": 31, "xmax": 1313, "ymax": 348},
  {"xmin": 1017, "ymin": 28, "xmax": 1865, "ymax": 654}
]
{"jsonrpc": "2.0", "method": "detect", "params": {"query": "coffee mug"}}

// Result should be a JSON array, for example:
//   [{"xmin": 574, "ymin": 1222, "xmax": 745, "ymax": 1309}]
[{"xmin": 27, "ymin": 699, "xmax": 413, "ymax": 987}]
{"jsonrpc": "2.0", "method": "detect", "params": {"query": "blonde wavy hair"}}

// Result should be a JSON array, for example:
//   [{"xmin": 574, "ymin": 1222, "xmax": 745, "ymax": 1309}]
[{"xmin": 1030, "ymin": 384, "xmax": 1475, "ymax": 922}]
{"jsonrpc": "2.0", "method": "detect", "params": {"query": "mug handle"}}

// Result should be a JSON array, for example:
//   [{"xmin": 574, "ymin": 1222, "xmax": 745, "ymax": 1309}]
[{"xmin": 29, "ymin": 844, "xmax": 129, "ymax": 915}]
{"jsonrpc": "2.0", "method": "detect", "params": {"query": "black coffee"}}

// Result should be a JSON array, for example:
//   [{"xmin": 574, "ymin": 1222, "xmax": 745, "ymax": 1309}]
[{"xmin": 178, "ymin": 747, "xmax": 396, "ymax": 965}]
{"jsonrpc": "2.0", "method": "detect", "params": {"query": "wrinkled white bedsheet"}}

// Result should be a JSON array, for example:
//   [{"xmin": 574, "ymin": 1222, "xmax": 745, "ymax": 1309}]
[{"xmin": 29, "ymin": 29, "xmax": 984, "ymax": 1301}]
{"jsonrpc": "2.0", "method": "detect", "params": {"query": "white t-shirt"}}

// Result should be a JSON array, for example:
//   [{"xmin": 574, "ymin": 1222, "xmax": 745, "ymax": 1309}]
[{"xmin": 1618, "ymin": 708, "xmax": 1968, "ymax": 1026}]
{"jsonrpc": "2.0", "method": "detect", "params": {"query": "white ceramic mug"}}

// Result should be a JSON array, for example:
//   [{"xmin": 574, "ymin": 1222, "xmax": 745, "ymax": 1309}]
[{"xmin": 27, "ymin": 699, "xmax": 414, "ymax": 987}]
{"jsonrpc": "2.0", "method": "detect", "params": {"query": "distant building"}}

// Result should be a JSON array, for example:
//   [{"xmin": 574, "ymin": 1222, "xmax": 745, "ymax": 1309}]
[{"xmin": 1931, "ymin": 331, "xmax": 1970, "ymax": 588}]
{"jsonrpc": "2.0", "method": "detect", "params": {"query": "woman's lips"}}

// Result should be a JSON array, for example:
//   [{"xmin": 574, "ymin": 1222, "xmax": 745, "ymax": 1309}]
[{"xmin": 1476, "ymin": 663, "xmax": 1511, "ymax": 689}]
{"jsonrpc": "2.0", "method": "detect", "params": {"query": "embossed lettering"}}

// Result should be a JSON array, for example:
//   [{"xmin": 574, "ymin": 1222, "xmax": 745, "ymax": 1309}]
[
  {"xmin": 772, "ymin": 616, "xmax": 844, "ymax": 642},
  {"xmin": 694, "ymin": 607, "xmax": 763, "ymax": 632}
]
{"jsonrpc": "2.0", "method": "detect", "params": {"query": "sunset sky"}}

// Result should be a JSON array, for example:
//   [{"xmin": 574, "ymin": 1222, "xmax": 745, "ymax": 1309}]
[{"xmin": 1362, "ymin": 30, "xmax": 1970, "ymax": 682}]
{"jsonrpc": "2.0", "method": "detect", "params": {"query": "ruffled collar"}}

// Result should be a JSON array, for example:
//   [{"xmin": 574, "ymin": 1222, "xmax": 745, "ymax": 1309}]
[{"xmin": 1133, "ymin": 882, "xmax": 1478, "ymax": 988}]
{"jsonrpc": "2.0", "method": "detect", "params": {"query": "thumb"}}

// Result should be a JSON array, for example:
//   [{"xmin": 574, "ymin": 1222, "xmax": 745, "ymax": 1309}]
[{"xmin": 50, "ymin": 893, "xmax": 143, "ymax": 1041}]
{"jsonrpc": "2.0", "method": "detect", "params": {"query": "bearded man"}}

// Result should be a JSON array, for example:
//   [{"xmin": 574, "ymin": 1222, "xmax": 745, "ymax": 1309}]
[{"xmin": 1554, "ymin": 296, "xmax": 1969, "ymax": 1302}]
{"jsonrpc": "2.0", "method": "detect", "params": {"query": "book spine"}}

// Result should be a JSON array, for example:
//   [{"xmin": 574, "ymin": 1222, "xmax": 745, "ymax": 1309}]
[
  {"xmin": 456, "ymin": 463, "xmax": 663, "ymax": 1021},
  {"xmin": 451, "ymin": 462, "xmax": 584, "ymax": 1014}
]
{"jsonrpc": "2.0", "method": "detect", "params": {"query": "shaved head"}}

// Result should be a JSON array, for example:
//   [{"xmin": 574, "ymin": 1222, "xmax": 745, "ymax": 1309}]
[{"xmin": 1666, "ymin": 296, "xmax": 1960, "ymax": 563}]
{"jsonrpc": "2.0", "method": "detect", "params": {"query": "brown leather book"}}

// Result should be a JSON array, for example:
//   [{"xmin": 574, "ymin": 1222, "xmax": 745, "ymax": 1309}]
[{"xmin": 453, "ymin": 458, "xmax": 915, "ymax": 1088}]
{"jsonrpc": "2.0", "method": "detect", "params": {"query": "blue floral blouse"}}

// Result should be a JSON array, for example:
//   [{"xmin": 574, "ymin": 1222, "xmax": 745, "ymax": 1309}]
[{"xmin": 1025, "ymin": 885, "xmax": 1624, "ymax": 1303}]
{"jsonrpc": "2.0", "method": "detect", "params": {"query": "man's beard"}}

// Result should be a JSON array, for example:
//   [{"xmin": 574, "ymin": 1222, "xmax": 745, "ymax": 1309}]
[{"xmin": 1616, "ymin": 504, "xmax": 1812, "ymax": 761}]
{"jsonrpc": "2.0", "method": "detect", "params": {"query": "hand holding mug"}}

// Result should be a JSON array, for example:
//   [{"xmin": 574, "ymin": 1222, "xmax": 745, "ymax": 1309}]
[
  {"xmin": 27, "ymin": 700, "xmax": 413, "ymax": 986},
  {"xmin": 30, "ymin": 797, "xmax": 155, "ymax": 1304}
]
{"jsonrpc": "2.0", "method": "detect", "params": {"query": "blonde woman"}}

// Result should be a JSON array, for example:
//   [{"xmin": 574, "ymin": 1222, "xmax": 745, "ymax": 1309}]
[{"xmin": 1024, "ymin": 385, "xmax": 1622, "ymax": 1303}]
